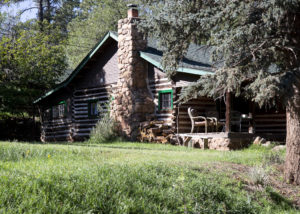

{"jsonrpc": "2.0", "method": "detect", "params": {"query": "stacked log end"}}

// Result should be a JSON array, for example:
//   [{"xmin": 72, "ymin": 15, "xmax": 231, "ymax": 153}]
[{"xmin": 138, "ymin": 121, "xmax": 176, "ymax": 144}]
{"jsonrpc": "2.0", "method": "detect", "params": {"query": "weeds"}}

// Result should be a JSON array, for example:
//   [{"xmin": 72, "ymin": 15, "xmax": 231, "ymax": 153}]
[
  {"xmin": 89, "ymin": 102, "xmax": 117, "ymax": 144},
  {"xmin": 249, "ymin": 165, "xmax": 269, "ymax": 186},
  {"xmin": 263, "ymin": 151, "xmax": 285, "ymax": 165}
]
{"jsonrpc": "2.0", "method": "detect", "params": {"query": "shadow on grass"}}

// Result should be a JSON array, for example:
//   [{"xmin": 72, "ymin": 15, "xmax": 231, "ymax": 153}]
[{"xmin": 266, "ymin": 186, "xmax": 296, "ymax": 210}]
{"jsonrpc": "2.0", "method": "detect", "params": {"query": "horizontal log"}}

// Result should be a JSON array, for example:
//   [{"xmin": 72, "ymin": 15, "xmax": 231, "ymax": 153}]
[
  {"xmin": 72, "ymin": 103, "xmax": 87, "ymax": 107},
  {"xmin": 256, "ymin": 129, "xmax": 286, "ymax": 133},
  {"xmin": 72, "ymin": 107, "xmax": 88, "ymax": 111},
  {"xmin": 74, "ymin": 118, "xmax": 99, "ymax": 123},
  {"xmin": 74, "ymin": 84, "xmax": 116, "ymax": 94},
  {"xmin": 43, "ymin": 120, "xmax": 72, "ymax": 126},
  {"xmin": 74, "ymin": 115, "xmax": 89, "ymax": 119},
  {"xmin": 44, "ymin": 134, "xmax": 71, "ymax": 141},
  {"xmin": 149, "ymin": 78, "xmax": 169, "ymax": 84},
  {"xmin": 73, "ymin": 95, "xmax": 110, "ymax": 102},
  {"xmin": 73, "ymin": 128, "xmax": 93, "ymax": 133},
  {"xmin": 42, "ymin": 125, "xmax": 72, "ymax": 132},
  {"xmin": 74, "ymin": 91, "xmax": 111, "ymax": 99},
  {"xmin": 149, "ymin": 81, "xmax": 172, "ymax": 88},
  {"xmin": 73, "ymin": 111, "xmax": 88, "ymax": 115},
  {"xmin": 73, "ymin": 132, "xmax": 90, "ymax": 137},
  {"xmin": 44, "ymin": 131, "xmax": 71, "ymax": 138},
  {"xmin": 255, "ymin": 114, "xmax": 285, "ymax": 118}
]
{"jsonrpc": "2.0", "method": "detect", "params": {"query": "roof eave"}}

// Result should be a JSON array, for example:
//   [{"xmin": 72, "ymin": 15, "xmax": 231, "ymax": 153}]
[
  {"xmin": 139, "ymin": 51, "xmax": 214, "ymax": 76},
  {"xmin": 33, "ymin": 31, "xmax": 118, "ymax": 104}
]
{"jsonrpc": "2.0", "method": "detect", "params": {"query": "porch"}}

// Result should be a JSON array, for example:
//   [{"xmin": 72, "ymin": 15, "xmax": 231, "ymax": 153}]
[
  {"xmin": 174, "ymin": 92, "xmax": 286, "ymax": 150},
  {"xmin": 176, "ymin": 132, "xmax": 254, "ymax": 150}
]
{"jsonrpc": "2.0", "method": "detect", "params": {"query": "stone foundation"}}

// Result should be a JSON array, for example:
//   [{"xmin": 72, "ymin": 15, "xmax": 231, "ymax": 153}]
[{"xmin": 189, "ymin": 137, "xmax": 252, "ymax": 151}]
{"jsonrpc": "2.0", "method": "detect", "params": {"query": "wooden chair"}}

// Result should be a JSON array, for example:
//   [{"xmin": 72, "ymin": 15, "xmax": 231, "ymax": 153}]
[
  {"xmin": 206, "ymin": 111, "xmax": 225, "ymax": 132},
  {"xmin": 188, "ymin": 107, "xmax": 214, "ymax": 133}
]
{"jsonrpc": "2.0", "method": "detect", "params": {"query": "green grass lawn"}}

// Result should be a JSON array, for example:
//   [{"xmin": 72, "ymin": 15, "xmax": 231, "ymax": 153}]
[{"xmin": 0, "ymin": 141, "xmax": 299, "ymax": 213}]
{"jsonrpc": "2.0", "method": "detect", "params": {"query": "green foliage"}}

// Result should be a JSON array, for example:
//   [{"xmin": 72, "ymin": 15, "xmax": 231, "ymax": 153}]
[
  {"xmin": 139, "ymin": 0, "xmax": 300, "ymax": 107},
  {"xmin": 66, "ymin": 0, "xmax": 130, "ymax": 69},
  {"xmin": 0, "ymin": 142, "xmax": 297, "ymax": 213},
  {"xmin": 88, "ymin": 103, "xmax": 117, "ymax": 144},
  {"xmin": 0, "ymin": 22, "xmax": 67, "ymax": 115}
]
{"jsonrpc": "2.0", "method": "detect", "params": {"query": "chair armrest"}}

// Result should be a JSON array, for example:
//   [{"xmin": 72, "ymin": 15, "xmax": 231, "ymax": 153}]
[
  {"xmin": 207, "ymin": 117, "xmax": 217, "ymax": 122},
  {"xmin": 191, "ymin": 116, "xmax": 207, "ymax": 121}
]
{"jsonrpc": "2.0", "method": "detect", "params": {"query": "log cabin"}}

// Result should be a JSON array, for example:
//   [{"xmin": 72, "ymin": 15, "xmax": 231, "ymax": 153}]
[{"xmin": 34, "ymin": 5, "xmax": 286, "ymax": 148}]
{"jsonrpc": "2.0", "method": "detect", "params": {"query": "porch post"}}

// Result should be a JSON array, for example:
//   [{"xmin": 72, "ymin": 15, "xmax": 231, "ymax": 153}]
[
  {"xmin": 248, "ymin": 102, "xmax": 255, "ymax": 134},
  {"xmin": 225, "ymin": 91, "xmax": 231, "ymax": 132}
]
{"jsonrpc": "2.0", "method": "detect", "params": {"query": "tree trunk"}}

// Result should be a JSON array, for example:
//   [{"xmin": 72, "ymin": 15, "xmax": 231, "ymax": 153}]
[
  {"xmin": 38, "ymin": 0, "xmax": 44, "ymax": 31},
  {"xmin": 225, "ymin": 91, "xmax": 231, "ymax": 132},
  {"xmin": 285, "ymin": 75, "xmax": 300, "ymax": 185},
  {"xmin": 45, "ymin": 0, "xmax": 51, "ymax": 23}
]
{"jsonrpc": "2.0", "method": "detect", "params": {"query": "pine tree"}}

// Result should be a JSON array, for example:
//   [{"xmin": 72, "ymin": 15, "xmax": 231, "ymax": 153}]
[{"xmin": 139, "ymin": 0, "xmax": 300, "ymax": 184}]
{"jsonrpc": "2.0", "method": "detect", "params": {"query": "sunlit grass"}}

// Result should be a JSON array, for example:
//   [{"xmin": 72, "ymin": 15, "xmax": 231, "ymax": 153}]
[{"xmin": 0, "ymin": 141, "xmax": 297, "ymax": 213}]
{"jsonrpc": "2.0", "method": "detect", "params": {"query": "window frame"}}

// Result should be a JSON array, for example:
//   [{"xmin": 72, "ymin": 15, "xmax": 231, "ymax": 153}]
[
  {"xmin": 158, "ymin": 89, "xmax": 173, "ymax": 111},
  {"xmin": 88, "ymin": 99, "xmax": 100, "ymax": 118},
  {"xmin": 52, "ymin": 101, "xmax": 67, "ymax": 119}
]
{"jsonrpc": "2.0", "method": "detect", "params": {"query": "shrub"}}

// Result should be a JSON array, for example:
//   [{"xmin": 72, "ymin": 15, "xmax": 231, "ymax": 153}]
[
  {"xmin": 249, "ymin": 165, "xmax": 269, "ymax": 186},
  {"xmin": 88, "ymin": 103, "xmax": 117, "ymax": 144}
]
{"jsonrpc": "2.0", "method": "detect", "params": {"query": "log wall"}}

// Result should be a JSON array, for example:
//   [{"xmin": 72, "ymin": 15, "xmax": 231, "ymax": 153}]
[
  {"xmin": 40, "ymin": 84, "xmax": 114, "ymax": 142},
  {"xmin": 253, "ymin": 112, "xmax": 286, "ymax": 140},
  {"xmin": 41, "ymin": 118, "xmax": 73, "ymax": 142},
  {"xmin": 72, "ymin": 84, "xmax": 115, "ymax": 141},
  {"xmin": 148, "ymin": 77, "xmax": 174, "ymax": 126}
]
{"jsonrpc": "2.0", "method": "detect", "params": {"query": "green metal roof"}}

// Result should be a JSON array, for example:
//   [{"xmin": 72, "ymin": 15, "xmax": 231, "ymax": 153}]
[{"xmin": 33, "ymin": 31, "xmax": 118, "ymax": 104}]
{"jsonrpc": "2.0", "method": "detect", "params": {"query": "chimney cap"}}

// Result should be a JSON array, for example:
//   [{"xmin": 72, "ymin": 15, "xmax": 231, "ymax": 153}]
[{"xmin": 127, "ymin": 4, "xmax": 138, "ymax": 8}]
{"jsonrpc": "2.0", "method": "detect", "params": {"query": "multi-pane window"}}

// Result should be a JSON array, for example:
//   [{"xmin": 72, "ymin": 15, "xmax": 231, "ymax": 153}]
[
  {"xmin": 52, "ymin": 101, "xmax": 66, "ymax": 119},
  {"xmin": 158, "ymin": 90, "xmax": 173, "ymax": 111}
]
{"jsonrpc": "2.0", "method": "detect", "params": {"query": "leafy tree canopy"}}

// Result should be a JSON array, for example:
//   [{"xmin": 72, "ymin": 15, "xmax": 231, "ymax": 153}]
[
  {"xmin": 66, "ymin": 0, "xmax": 131, "ymax": 69},
  {"xmin": 0, "ymin": 21, "xmax": 67, "ymax": 115},
  {"xmin": 139, "ymin": 0, "xmax": 300, "ymax": 107}
]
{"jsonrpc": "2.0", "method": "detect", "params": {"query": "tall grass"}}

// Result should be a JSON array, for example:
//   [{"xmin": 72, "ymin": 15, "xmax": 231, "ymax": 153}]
[
  {"xmin": 0, "ymin": 162, "xmax": 257, "ymax": 213},
  {"xmin": 0, "ymin": 142, "xmax": 297, "ymax": 214}
]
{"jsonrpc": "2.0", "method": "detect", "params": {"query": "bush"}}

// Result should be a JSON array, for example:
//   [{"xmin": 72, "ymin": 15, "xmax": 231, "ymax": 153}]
[
  {"xmin": 249, "ymin": 165, "xmax": 269, "ymax": 186},
  {"xmin": 88, "ymin": 103, "xmax": 117, "ymax": 144}
]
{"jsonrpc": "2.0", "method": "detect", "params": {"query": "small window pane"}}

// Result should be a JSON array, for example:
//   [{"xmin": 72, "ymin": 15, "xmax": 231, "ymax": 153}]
[
  {"xmin": 53, "ymin": 106, "xmax": 59, "ymax": 118},
  {"xmin": 160, "ymin": 92, "xmax": 172, "ymax": 110},
  {"xmin": 90, "ymin": 101, "xmax": 99, "ymax": 116},
  {"xmin": 58, "ymin": 104, "xmax": 65, "ymax": 117}
]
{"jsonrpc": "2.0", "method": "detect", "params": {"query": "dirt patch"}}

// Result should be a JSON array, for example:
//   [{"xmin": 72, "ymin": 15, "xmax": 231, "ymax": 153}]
[{"xmin": 202, "ymin": 162, "xmax": 300, "ymax": 209}]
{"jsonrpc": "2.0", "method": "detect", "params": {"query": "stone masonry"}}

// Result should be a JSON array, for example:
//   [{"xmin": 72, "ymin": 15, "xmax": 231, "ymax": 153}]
[{"xmin": 111, "ymin": 12, "xmax": 155, "ymax": 140}]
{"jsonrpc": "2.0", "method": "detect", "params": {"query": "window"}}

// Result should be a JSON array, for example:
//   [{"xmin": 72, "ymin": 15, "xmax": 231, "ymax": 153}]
[
  {"xmin": 43, "ymin": 108, "xmax": 52, "ymax": 121},
  {"xmin": 89, "ymin": 100, "xmax": 99, "ymax": 117},
  {"xmin": 158, "ymin": 90, "xmax": 173, "ymax": 111},
  {"xmin": 52, "ymin": 101, "xmax": 66, "ymax": 119}
]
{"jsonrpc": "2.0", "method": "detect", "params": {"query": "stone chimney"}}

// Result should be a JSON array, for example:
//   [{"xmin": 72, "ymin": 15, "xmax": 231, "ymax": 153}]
[{"xmin": 111, "ymin": 4, "xmax": 155, "ymax": 140}]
